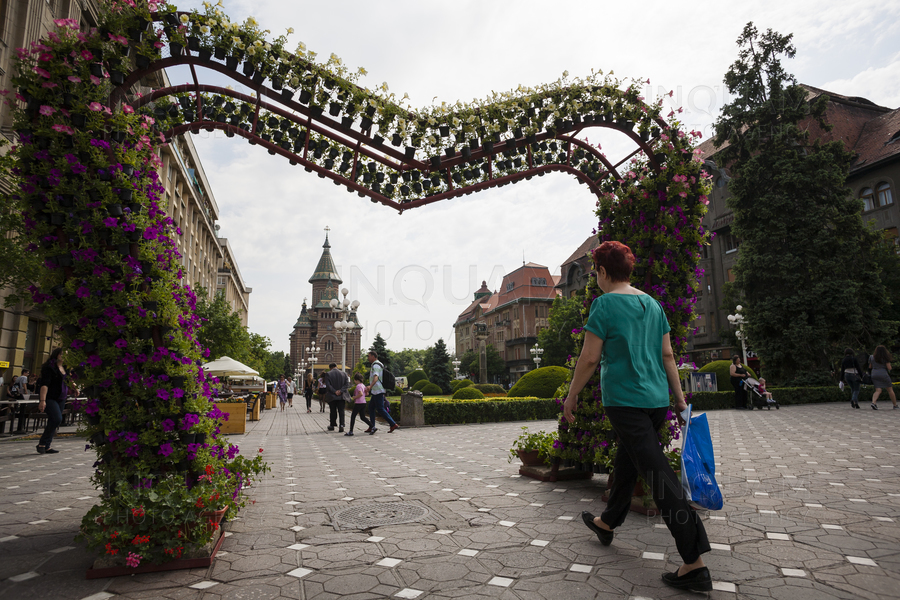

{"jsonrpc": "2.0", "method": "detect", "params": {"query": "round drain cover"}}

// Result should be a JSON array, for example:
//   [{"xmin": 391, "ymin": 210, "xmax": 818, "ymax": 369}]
[{"xmin": 332, "ymin": 502, "xmax": 430, "ymax": 530}]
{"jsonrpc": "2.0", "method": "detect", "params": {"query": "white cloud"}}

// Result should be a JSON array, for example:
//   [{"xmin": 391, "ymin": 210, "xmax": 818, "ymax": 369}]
[
  {"xmin": 820, "ymin": 51, "xmax": 900, "ymax": 108},
  {"xmin": 165, "ymin": 0, "xmax": 897, "ymax": 353}
]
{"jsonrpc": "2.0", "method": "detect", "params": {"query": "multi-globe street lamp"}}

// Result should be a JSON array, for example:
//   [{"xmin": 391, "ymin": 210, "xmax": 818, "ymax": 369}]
[
  {"xmin": 530, "ymin": 343, "xmax": 544, "ymax": 370},
  {"xmin": 727, "ymin": 305, "xmax": 748, "ymax": 365},
  {"xmin": 330, "ymin": 288, "xmax": 360, "ymax": 373},
  {"xmin": 452, "ymin": 358, "xmax": 461, "ymax": 380}
]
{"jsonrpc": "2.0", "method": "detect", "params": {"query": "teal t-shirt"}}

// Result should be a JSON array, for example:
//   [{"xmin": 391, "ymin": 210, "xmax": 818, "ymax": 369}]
[{"xmin": 584, "ymin": 293, "xmax": 672, "ymax": 408}]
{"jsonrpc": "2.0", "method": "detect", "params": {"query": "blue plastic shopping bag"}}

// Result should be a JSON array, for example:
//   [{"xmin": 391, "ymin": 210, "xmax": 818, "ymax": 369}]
[{"xmin": 680, "ymin": 405, "xmax": 723, "ymax": 510}]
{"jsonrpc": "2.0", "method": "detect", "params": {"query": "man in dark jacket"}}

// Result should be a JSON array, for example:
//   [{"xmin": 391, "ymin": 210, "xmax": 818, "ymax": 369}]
[{"xmin": 324, "ymin": 363, "xmax": 349, "ymax": 432}]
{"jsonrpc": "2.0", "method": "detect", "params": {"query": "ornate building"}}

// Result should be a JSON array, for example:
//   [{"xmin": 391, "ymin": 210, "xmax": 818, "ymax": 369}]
[{"xmin": 289, "ymin": 232, "xmax": 361, "ymax": 376}]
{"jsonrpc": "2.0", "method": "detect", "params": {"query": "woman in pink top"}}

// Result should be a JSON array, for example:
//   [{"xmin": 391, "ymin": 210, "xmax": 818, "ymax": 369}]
[{"xmin": 346, "ymin": 373, "xmax": 373, "ymax": 436}]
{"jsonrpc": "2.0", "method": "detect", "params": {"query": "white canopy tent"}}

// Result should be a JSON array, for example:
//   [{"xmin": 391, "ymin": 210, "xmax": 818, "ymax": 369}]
[{"xmin": 201, "ymin": 356, "xmax": 259, "ymax": 377}]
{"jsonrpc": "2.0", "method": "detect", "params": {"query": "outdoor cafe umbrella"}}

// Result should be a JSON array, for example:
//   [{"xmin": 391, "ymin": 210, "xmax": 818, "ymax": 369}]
[{"xmin": 201, "ymin": 356, "xmax": 259, "ymax": 377}]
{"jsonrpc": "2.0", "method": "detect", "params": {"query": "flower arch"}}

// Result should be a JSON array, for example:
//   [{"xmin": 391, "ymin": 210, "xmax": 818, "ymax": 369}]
[{"xmin": 3, "ymin": 1, "xmax": 710, "ymax": 567}]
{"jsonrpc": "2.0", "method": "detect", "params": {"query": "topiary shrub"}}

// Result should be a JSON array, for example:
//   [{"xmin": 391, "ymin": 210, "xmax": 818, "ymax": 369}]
[
  {"xmin": 420, "ymin": 382, "xmax": 443, "ymax": 396},
  {"xmin": 451, "ymin": 378, "xmax": 474, "ymax": 392},
  {"xmin": 473, "ymin": 383, "xmax": 505, "ymax": 394},
  {"xmin": 508, "ymin": 366, "xmax": 569, "ymax": 398},
  {"xmin": 407, "ymin": 369, "xmax": 428, "ymax": 388},
  {"xmin": 412, "ymin": 378, "xmax": 431, "ymax": 392},
  {"xmin": 697, "ymin": 360, "xmax": 757, "ymax": 386},
  {"xmin": 452, "ymin": 386, "xmax": 485, "ymax": 400}
]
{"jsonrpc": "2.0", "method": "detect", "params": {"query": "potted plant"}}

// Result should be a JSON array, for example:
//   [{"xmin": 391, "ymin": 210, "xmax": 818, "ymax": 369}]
[{"xmin": 508, "ymin": 427, "xmax": 556, "ymax": 466}]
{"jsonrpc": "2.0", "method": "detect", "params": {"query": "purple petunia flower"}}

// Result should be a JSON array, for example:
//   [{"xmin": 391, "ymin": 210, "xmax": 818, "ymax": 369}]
[
  {"xmin": 124, "ymin": 444, "xmax": 140, "ymax": 457},
  {"xmin": 161, "ymin": 418, "xmax": 175, "ymax": 432},
  {"xmin": 157, "ymin": 442, "xmax": 173, "ymax": 457}
]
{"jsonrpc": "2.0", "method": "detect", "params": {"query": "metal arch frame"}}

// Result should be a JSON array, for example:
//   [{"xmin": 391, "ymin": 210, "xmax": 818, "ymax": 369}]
[{"xmin": 112, "ymin": 47, "xmax": 671, "ymax": 213}]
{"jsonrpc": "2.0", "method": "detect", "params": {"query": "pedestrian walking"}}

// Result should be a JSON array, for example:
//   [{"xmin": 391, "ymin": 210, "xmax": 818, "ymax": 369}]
[
  {"xmin": 305, "ymin": 373, "xmax": 314, "ymax": 413},
  {"xmin": 276, "ymin": 375, "xmax": 288, "ymax": 412},
  {"xmin": 37, "ymin": 348, "xmax": 70, "ymax": 455},
  {"xmin": 365, "ymin": 351, "xmax": 398, "ymax": 434},
  {"xmin": 840, "ymin": 348, "xmax": 863, "ymax": 409},
  {"xmin": 286, "ymin": 378, "xmax": 294, "ymax": 408},
  {"xmin": 324, "ymin": 363, "xmax": 348, "ymax": 432},
  {"xmin": 869, "ymin": 345, "xmax": 897, "ymax": 410},
  {"xmin": 345, "ymin": 373, "xmax": 373, "ymax": 436},
  {"xmin": 729, "ymin": 355, "xmax": 749, "ymax": 410},
  {"xmin": 563, "ymin": 241, "xmax": 711, "ymax": 592},
  {"xmin": 317, "ymin": 372, "xmax": 327, "ymax": 412}
]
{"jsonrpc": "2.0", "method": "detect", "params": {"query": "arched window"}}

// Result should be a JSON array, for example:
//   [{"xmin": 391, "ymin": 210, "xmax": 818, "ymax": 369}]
[
  {"xmin": 877, "ymin": 182, "xmax": 894, "ymax": 208},
  {"xmin": 860, "ymin": 188, "xmax": 875, "ymax": 212}
]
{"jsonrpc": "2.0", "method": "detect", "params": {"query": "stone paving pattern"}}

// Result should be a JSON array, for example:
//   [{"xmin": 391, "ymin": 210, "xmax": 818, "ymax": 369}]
[{"xmin": 0, "ymin": 403, "xmax": 898, "ymax": 599}]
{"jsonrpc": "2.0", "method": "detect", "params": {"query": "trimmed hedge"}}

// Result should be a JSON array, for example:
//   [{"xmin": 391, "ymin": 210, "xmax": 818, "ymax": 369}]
[
  {"xmin": 508, "ymin": 366, "xmax": 569, "ymax": 398},
  {"xmin": 420, "ymin": 382, "xmax": 443, "ymax": 395},
  {"xmin": 407, "ymin": 369, "xmax": 428, "ymax": 387},
  {"xmin": 473, "ymin": 383, "xmax": 505, "ymax": 394},
  {"xmin": 685, "ymin": 384, "xmax": 897, "ymax": 410},
  {"xmin": 412, "ymin": 378, "xmax": 431, "ymax": 392},
  {"xmin": 450, "ymin": 378, "xmax": 474, "ymax": 392},
  {"xmin": 452, "ymin": 387, "xmax": 485, "ymax": 400},
  {"xmin": 698, "ymin": 360, "xmax": 757, "ymax": 384},
  {"xmin": 386, "ymin": 397, "xmax": 559, "ymax": 425}
]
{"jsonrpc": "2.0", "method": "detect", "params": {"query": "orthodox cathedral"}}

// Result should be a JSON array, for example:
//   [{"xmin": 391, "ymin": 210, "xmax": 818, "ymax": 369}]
[{"xmin": 289, "ymin": 230, "xmax": 362, "ymax": 375}]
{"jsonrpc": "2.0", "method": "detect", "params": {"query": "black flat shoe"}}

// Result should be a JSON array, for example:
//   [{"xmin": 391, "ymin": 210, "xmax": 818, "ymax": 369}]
[
  {"xmin": 661, "ymin": 567, "xmax": 712, "ymax": 592},
  {"xmin": 45, "ymin": 448, "xmax": 59, "ymax": 454},
  {"xmin": 36, "ymin": 445, "xmax": 46, "ymax": 454},
  {"xmin": 581, "ymin": 511, "xmax": 613, "ymax": 546}
]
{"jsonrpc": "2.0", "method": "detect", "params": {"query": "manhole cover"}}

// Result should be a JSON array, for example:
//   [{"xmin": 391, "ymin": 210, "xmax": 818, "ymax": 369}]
[{"xmin": 331, "ymin": 502, "xmax": 430, "ymax": 530}]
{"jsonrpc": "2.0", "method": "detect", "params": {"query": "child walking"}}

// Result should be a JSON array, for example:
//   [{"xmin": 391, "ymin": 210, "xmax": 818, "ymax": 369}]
[{"xmin": 345, "ymin": 373, "xmax": 373, "ymax": 436}]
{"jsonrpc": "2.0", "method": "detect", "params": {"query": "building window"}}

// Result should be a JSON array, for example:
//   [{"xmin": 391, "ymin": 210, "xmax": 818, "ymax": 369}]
[
  {"xmin": 530, "ymin": 277, "xmax": 547, "ymax": 286},
  {"xmin": 722, "ymin": 232, "xmax": 739, "ymax": 254},
  {"xmin": 877, "ymin": 182, "xmax": 894, "ymax": 208},
  {"xmin": 861, "ymin": 187, "xmax": 875, "ymax": 211},
  {"xmin": 506, "ymin": 282, "xmax": 515, "ymax": 292}
]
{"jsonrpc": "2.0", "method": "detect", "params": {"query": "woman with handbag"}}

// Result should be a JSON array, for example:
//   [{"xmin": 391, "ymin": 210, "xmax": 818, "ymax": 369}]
[
  {"xmin": 729, "ymin": 356, "xmax": 749, "ymax": 409},
  {"xmin": 869, "ymin": 345, "xmax": 897, "ymax": 410},
  {"xmin": 563, "ymin": 242, "xmax": 711, "ymax": 593},
  {"xmin": 37, "ymin": 348, "xmax": 68, "ymax": 454},
  {"xmin": 840, "ymin": 348, "xmax": 863, "ymax": 409}
]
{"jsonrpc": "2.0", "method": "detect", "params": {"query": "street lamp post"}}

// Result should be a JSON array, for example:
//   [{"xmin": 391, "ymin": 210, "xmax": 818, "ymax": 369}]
[
  {"xmin": 306, "ymin": 342, "xmax": 319, "ymax": 380},
  {"xmin": 530, "ymin": 343, "xmax": 544, "ymax": 370},
  {"xmin": 330, "ymin": 287, "xmax": 360, "ymax": 374},
  {"xmin": 727, "ymin": 305, "xmax": 748, "ymax": 365},
  {"xmin": 452, "ymin": 358, "xmax": 461, "ymax": 380},
  {"xmin": 297, "ymin": 361, "xmax": 306, "ymax": 393}
]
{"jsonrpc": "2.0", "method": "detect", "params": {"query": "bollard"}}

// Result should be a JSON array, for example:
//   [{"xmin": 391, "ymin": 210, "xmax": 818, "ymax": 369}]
[{"xmin": 399, "ymin": 391, "xmax": 424, "ymax": 427}]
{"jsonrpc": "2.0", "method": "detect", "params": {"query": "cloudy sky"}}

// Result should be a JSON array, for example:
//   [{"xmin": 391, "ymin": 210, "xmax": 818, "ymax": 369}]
[{"xmin": 165, "ymin": 0, "xmax": 900, "ymax": 355}]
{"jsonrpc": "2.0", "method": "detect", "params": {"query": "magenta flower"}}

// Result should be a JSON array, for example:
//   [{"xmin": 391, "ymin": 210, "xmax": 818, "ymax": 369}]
[
  {"xmin": 87, "ymin": 102, "xmax": 103, "ymax": 112},
  {"xmin": 124, "ymin": 444, "xmax": 140, "ymax": 457},
  {"xmin": 156, "ymin": 389, "xmax": 170, "ymax": 400},
  {"xmin": 161, "ymin": 418, "xmax": 175, "ymax": 432},
  {"xmin": 75, "ymin": 286, "xmax": 90, "ymax": 298},
  {"xmin": 126, "ymin": 552, "xmax": 142, "ymax": 568},
  {"xmin": 39, "ymin": 105, "xmax": 55, "ymax": 116},
  {"xmin": 114, "ymin": 338, "xmax": 128, "ymax": 349},
  {"xmin": 157, "ymin": 442, "xmax": 173, "ymax": 457},
  {"xmin": 33, "ymin": 67, "xmax": 50, "ymax": 78}
]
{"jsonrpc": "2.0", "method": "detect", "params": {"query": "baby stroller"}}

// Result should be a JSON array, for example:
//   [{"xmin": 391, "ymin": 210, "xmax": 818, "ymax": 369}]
[{"xmin": 744, "ymin": 378, "xmax": 779, "ymax": 410}]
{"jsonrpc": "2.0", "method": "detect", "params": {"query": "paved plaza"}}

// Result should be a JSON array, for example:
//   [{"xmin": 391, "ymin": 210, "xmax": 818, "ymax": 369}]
[{"xmin": 0, "ymin": 403, "xmax": 898, "ymax": 599}]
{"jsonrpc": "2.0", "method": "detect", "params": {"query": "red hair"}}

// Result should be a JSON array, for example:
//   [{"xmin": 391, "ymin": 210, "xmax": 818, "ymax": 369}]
[{"xmin": 592, "ymin": 241, "xmax": 635, "ymax": 282}]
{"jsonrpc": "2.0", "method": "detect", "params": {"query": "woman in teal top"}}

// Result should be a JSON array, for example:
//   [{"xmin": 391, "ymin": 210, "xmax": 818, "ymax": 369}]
[{"xmin": 563, "ymin": 241, "xmax": 712, "ymax": 593}]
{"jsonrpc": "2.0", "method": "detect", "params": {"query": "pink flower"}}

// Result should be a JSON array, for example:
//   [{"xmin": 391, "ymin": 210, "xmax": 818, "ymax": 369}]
[
  {"xmin": 87, "ymin": 102, "xmax": 103, "ymax": 112},
  {"xmin": 67, "ymin": 76, "xmax": 81, "ymax": 83},
  {"xmin": 51, "ymin": 124, "xmax": 74, "ymax": 134},
  {"xmin": 33, "ymin": 67, "xmax": 50, "ymax": 78},
  {"xmin": 80, "ymin": 50, "xmax": 93, "ymax": 61},
  {"xmin": 39, "ymin": 105, "xmax": 55, "ymax": 116},
  {"xmin": 122, "ymin": 104, "xmax": 134, "ymax": 114},
  {"xmin": 42, "ymin": 82, "xmax": 58, "ymax": 89},
  {"xmin": 125, "ymin": 552, "xmax": 142, "ymax": 568},
  {"xmin": 90, "ymin": 75, "xmax": 101, "ymax": 85}
]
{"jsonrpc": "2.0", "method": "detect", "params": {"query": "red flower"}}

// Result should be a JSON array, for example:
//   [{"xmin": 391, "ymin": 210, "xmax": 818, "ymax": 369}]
[
  {"xmin": 195, "ymin": 497, "xmax": 205, "ymax": 508},
  {"xmin": 258, "ymin": 448, "xmax": 263, "ymax": 453},
  {"xmin": 131, "ymin": 506, "xmax": 144, "ymax": 518},
  {"xmin": 105, "ymin": 542, "xmax": 118, "ymax": 556}
]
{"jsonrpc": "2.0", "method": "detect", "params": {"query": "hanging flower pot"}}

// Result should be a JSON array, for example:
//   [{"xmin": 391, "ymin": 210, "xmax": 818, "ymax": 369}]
[
  {"xmin": 309, "ymin": 105, "xmax": 323, "ymax": 117},
  {"xmin": 640, "ymin": 130, "xmax": 649, "ymax": 143},
  {"xmin": 444, "ymin": 146, "xmax": 455, "ymax": 158},
  {"xmin": 298, "ymin": 89, "xmax": 312, "ymax": 104},
  {"xmin": 135, "ymin": 54, "xmax": 151, "ymax": 70},
  {"xmin": 404, "ymin": 147, "xmax": 416, "ymax": 160},
  {"xmin": 439, "ymin": 125, "xmax": 450, "ymax": 137},
  {"xmin": 107, "ymin": 203, "xmax": 124, "ymax": 217},
  {"xmin": 400, "ymin": 184, "xmax": 410, "ymax": 196},
  {"xmin": 109, "ymin": 70, "xmax": 125, "ymax": 85},
  {"xmin": 187, "ymin": 36, "xmax": 200, "ymax": 51},
  {"xmin": 242, "ymin": 61, "xmax": 255, "ymax": 77},
  {"xmin": 341, "ymin": 116, "xmax": 354, "ymax": 128},
  {"xmin": 111, "ymin": 131, "xmax": 126, "ymax": 143},
  {"xmin": 359, "ymin": 116, "xmax": 373, "ymax": 130},
  {"xmin": 482, "ymin": 141, "xmax": 494, "ymax": 154},
  {"xmin": 372, "ymin": 134, "xmax": 384, "ymax": 146},
  {"xmin": 328, "ymin": 102, "xmax": 341, "ymax": 117},
  {"xmin": 389, "ymin": 173, "xmax": 399, "ymax": 184},
  {"xmin": 89, "ymin": 63, "xmax": 104, "ymax": 77},
  {"xmin": 127, "ymin": 203, "xmax": 143, "ymax": 215},
  {"xmin": 169, "ymin": 41, "xmax": 183, "ymax": 56},
  {"xmin": 391, "ymin": 134, "xmax": 402, "ymax": 147},
  {"xmin": 225, "ymin": 55, "xmax": 239, "ymax": 70},
  {"xmin": 198, "ymin": 48, "xmax": 212, "ymax": 62},
  {"xmin": 365, "ymin": 104, "xmax": 376, "ymax": 117},
  {"xmin": 116, "ymin": 243, "xmax": 130, "ymax": 256},
  {"xmin": 430, "ymin": 156, "xmax": 441, "ymax": 169},
  {"xmin": 214, "ymin": 47, "xmax": 226, "ymax": 61},
  {"xmin": 461, "ymin": 146, "xmax": 471, "ymax": 160},
  {"xmin": 271, "ymin": 76, "xmax": 283, "ymax": 90},
  {"xmin": 251, "ymin": 72, "xmax": 264, "ymax": 85},
  {"xmin": 119, "ymin": 189, "xmax": 133, "ymax": 202},
  {"xmin": 126, "ymin": 230, "xmax": 142, "ymax": 242}
]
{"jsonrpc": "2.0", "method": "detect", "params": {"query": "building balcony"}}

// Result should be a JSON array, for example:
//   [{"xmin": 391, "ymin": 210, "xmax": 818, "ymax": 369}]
[{"xmin": 505, "ymin": 336, "xmax": 537, "ymax": 347}]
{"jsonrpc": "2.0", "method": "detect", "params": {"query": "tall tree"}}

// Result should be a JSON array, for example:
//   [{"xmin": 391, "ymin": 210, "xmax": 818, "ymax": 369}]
[
  {"xmin": 392, "ymin": 348, "xmax": 427, "ymax": 376},
  {"xmin": 713, "ymin": 23, "xmax": 895, "ymax": 382},
  {"xmin": 537, "ymin": 294, "xmax": 585, "ymax": 367},
  {"xmin": 461, "ymin": 346, "xmax": 505, "ymax": 382},
  {"xmin": 368, "ymin": 333, "xmax": 392, "ymax": 369},
  {"xmin": 425, "ymin": 338, "xmax": 454, "ymax": 393},
  {"xmin": 261, "ymin": 351, "xmax": 287, "ymax": 382},
  {"xmin": 282, "ymin": 355, "xmax": 294, "ymax": 378},
  {"xmin": 194, "ymin": 288, "xmax": 251, "ymax": 361}
]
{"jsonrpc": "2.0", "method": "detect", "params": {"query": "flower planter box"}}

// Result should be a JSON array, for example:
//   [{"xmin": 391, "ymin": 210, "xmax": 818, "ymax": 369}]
[{"xmin": 215, "ymin": 402, "xmax": 246, "ymax": 434}]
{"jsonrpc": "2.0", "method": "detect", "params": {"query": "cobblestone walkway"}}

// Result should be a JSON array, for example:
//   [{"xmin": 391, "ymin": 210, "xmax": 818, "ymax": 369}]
[{"xmin": 1, "ymin": 403, "xmax": 898, "ymax": 599}]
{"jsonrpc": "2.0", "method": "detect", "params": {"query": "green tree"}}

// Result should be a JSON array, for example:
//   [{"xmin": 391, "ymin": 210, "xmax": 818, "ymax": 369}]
[
  {"xmin": 392, "ymin": 348, "xmax": 427, "ymax": 375},
  {"xmin": 368, "ymin": 333, "xmax": 392, "ymax": 369},
  {"xmin": 425, "ymin": 338, "xmax": 454, "ymax": 393},
  {"xmin": 194, "ymin": 288, "xmax": 251, "ymax": 361},
  {"xmin": 712, "ymin": 23, "xmax": 896, "ymax": 382},
  {"xmin": 245, "ymin": 333, "xmax": 271, "ymax": 376},
  {"xmin": 537, "ymin": 295, "xmax": 585, "ymax": 367},
  {"xmin": 282, "ymin": 354, "xmax": 294, "ymax": 378},
  {"xmin": 261, "ymin": 351, "xmax": 286, "ymax": 382},
  {"xmin": 459, "ymin": 349, "xmax": 478, "ymax": 379}
]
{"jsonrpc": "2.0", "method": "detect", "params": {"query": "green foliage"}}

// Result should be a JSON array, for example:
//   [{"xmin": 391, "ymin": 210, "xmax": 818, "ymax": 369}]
[
  {"xmin": 450, "ymin": 378, "xmax": 474, "ymax": 392},
  {"xmin": 386, "ymin": 397, "xmax": 560, "ymax": 425},
  {"xmin": 508, "ymin": 426, "xmax": 557, "ymax": 464},
  {"xmin": 459, "ymin": 349, "xmax": 478, "ymax": 379},
  {"xmin": 0, "ymin": 142, "xmax": 42, "ymax": 308},
  {"xmin": 282, "ymin": 355, "xmax": 293, "ymax": 378},
  {"xmin": 368, "ymin": 333, "xmax": 392, "ymax": 370},
  {"xmin": 782, "ymin": 371, "xmax": 834, "ymax": 388},
  {"xmin": 697, "ymin": 360, "xmax": 758, "ymax": 383},
  {"xmin": 686, "ymin": 384, "xmax": 863, "ymax": 410},
  {"xmin": 352, "ymin": 353, "xmax": 369, "ymax": 381},
  {"xmin": 460, "ymin": 345, "xmax": 506, "ymax": 382},
  {"xmin": 452, "ymin": 386, "xmax": 485, "ymax": 400},
  {"xmin": 713, "ymin": 22, "xmax": 897, "ymax": 381},
  {"xmin": 407, "ymin": 369, "xmax": 428, "ymax": 387},
  {"xmin": 425, "ymin": 338, "xmax": 454, "ymax": 393},
  {"xmin": 195, "ymin": 288, "xmax": 250, "ymax": 362},
  {"xmin": 473, "ymin": 383, "xmax": 506, "ymax": 394},
  {"xmin": 508, "ymin": 366, "xmax": 569, "ymax": 398},
  {"xmin": 420, "ymin": 382, "xmax": 443, "ymax": 395},
  {"xmin": 392, "ymin": 348, "xmax": 427, "ymax": 376},
  {"xmin": 537, "ymin": 294, "xmax": 586, "ymax": 367},
  {"xmin": 411, "ymin": 378, "xmax": 431, "ymax": 392}
]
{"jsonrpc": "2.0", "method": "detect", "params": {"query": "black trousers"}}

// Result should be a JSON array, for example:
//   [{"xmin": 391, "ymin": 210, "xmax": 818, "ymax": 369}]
[
  {"xmin": 328, "ymin": 400, "xmax": 345, "ymax": 428},
  {"xmin": 731, "ymin": 378, "xmax": 746, "ymax": 408},
  {"xmin": 348, "ymin": 404, "xmax": 372, "ymax": 432},
  {"xmin": 601, "ymin": 406, "xmax": 710, "ymax": 565}
]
